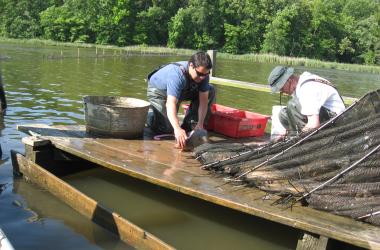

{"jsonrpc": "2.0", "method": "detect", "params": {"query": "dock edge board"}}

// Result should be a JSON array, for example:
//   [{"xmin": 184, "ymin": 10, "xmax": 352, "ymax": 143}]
[{"xmin": 10, "ymin": 151, "xmax": 175, "ymax": 250}]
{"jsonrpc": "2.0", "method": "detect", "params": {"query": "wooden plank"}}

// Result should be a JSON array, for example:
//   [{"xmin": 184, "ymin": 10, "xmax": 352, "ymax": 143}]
[
  {"xmin": 210, "ymin": 77, "xmax": 357, "ymax": 105},
  {"xmin": 12, "ymin": 152, "xmax": 174, "ymax": 250},
  {"xmin": 17, "ymin": 124, "xmax": 380, "ymax": 249},
  {"xmin": 21, "ymin": 136, "xmax": 51, "ymax": 147},
  {"xmin": 296, "ymin": 233, "xmax": 328, "ymax": 250}
]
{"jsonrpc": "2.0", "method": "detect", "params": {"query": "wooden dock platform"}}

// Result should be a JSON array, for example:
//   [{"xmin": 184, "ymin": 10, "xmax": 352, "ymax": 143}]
[{"xmin": 14, "ymin": 124, "xmax": 380, "ymax": 249}]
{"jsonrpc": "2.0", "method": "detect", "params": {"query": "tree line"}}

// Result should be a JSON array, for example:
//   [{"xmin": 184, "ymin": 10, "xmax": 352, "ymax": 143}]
[{"xmin": 0, "ymin": 0, "xmax": 379, "ymax": 65}]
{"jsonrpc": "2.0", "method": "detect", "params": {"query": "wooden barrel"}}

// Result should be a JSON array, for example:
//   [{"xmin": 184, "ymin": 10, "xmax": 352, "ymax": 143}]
[{"xmin": 83, "ymin": 96, "xmax": 150, "ymax": 138}]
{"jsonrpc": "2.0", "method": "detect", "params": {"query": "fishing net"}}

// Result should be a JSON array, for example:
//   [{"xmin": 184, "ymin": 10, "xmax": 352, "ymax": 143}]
[{"xmin": 194, "ymin": 89, "xmax": 380, "ymax": 226}]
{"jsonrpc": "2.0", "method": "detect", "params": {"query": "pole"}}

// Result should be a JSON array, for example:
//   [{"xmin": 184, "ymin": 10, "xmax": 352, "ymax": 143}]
[{"xmin": 207, "ymin": 50, "xmax": 216, "ymax": 77}]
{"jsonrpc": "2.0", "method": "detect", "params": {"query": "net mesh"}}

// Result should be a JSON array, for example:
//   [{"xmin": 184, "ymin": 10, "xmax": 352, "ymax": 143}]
[{"xmin": 194, "ymin": 89, "xmax": 380, "ymax": 226}]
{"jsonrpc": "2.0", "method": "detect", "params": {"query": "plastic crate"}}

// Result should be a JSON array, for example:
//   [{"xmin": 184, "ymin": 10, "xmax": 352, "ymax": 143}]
[
  {"xmin": 181, "ymin": 103, "xmax": 269, "ymax": 137},
  {"xmin": 209, "ymin": 104, "xmax": 240, "ymax": 130},
  {"xmin": 181, "ymin": 103, "xmax": 240, "ymax": 130},
  {"xmin": 213, "ymin": 110, "xmax": 270, "ymax": 138}
]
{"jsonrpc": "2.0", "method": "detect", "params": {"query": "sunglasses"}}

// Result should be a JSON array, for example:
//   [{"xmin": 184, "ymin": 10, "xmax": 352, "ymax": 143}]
[{"xmin": 193, "ymin": 67, "xmax": 209, "ymax": 77}]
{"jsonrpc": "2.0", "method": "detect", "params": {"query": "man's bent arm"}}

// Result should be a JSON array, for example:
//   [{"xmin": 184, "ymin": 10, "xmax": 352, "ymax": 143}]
[
  {"xmin": 166, "ymin": 95, "xmax": 187, "ymax": 148},
  {"xmin": 196, "ymin": 91, "xmax": 209, "ymax": 129}
]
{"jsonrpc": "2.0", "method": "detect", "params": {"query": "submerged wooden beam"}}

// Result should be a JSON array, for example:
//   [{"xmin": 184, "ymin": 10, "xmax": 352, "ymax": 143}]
[{"xmin": 12, "ymin": 151, "xmax": 174, "ymax": 250}]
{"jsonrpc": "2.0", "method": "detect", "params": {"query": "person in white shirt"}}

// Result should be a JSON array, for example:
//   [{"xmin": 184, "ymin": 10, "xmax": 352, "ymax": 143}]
[{"xmin": 268, "ymin": 66, "xmax": 345, "ymax": 136}]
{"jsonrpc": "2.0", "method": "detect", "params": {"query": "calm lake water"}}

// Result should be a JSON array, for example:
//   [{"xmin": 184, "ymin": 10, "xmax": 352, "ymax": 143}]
[{"xmin": 0, "ymin": 42, "xmax": 379, "ymax": 249}]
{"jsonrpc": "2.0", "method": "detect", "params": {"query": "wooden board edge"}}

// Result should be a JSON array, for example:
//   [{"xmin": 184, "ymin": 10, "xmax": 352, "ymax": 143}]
[
  {"xmin": 210, "ymin": 77, "xmax": 356, "ymax": 105},
  {"xmin": 12, "ymin": 152, "xmax": 175, "ymax": 250}
]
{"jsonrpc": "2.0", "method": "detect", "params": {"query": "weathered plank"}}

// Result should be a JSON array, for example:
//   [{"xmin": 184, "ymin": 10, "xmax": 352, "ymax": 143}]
[
  {"xmin": 296, "ymin": 233, "xmax": 329, "ymax": 250},
  {"xmin": 17, "ymin": 124, "xmax": 380, "ymax": 249},
  {"xmin": 22, "ymin": 136, "xmax": 51, "ymax": 147},
  {"xmin": 12, "ymin": 152, "xmax": 174, "ymax": 250},
  {"xmin": 210, "ymin": 76, "xmax": 357, "ymax": 105}
]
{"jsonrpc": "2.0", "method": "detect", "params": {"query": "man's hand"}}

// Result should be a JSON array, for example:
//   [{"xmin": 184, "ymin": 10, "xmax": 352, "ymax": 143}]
[
  {"xmin": 303, "ymin": 114, "xmax": 320, "ymax": 132},
  {"xmin": 174, "ymin": 127, "xmax": 188, "ymax": 149},
  {"xmin": 193, "ymin": 123, "xmax": 204, "ymax": 131}
]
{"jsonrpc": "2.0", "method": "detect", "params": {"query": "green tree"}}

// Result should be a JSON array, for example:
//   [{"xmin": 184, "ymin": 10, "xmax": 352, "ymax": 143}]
[
  {"xmin": 167, "ymin": 8, "xmax": 193, "ymax": 48},
  {"xmin": 133, "ymin": 6, "xmax": 167, "ymax": 45},
  {"xmin": 40, "ymin": 0, "xmax": 138, "ymax": 45},
  {"xmin": 223, "ymin": 23, "xmax": 241, "ymax": 54},
  {"xmin": 262, "ymin": 1, "xmax": 312, "ymax": 57},
  {"xmin": 0, "ymin": 0, "xmax": 378, "ymax": 65},
  {"xmin": 40, "ymin": 0, "xmax": 94, "ymax": 42},
  {"xmin": 220, "ymin": 0, "xmax": 292, "ymax": 54},
  {"xmin": 40, "ymin": 5, "xmax": 89, "ymax": 42},
  {"xmin": 133, "ymin": 0, "xmax": 186, "ymax": 45},
  {"xmin": 308, "ymin": 0, "xmax": 347, "ymax": 61},
  {"xmin": 0, "ymin": 0, "xmax": 55, "ymax": 38},
  {"xmin": 168, "ymin": 0, "xmax": 223, "ymax": 50},
  {"xmin": 220, "ymin": 0, "xmax": 260, "ymax": 54},
  {"xmin": 340, "ymin": 0, "xmax": 380, "ymax": 64},
  {"xmin": 94, "ymin": 0, "xmax": 137, "ymax": 45}
]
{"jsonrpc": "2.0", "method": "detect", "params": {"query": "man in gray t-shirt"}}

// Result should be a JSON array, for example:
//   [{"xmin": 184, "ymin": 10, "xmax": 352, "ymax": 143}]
[{"xmin": 147, "ymin": 51, "xmax": 215, "ymax": 149}]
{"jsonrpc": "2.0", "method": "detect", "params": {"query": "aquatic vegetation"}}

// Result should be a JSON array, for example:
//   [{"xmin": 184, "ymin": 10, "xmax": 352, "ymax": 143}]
[{"xmin": 1, "ymin": 37, "xmax": 379, "ymax": 74}]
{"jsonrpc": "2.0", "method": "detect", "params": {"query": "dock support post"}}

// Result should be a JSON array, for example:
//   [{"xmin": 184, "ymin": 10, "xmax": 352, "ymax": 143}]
[
  {"xmin": 207, "ymin": 50, "xmax": 216, "ymax": 77},
  {"xmin": 22, "ymin": 136, "xmax": 52, "ymax": 165},
  {"xmin": 296, "ymin": 232, "xmax": 329, "ymax": 250},
  {"xmin": 20, "ymin": 135, "xmax": 90, "ymax": 177}
]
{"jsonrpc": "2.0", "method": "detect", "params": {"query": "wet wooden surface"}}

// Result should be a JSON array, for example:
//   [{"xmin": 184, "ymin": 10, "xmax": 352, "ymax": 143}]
[{"xmin": 18, "ymin": 124, "xmax": 380, "ymax": 249}]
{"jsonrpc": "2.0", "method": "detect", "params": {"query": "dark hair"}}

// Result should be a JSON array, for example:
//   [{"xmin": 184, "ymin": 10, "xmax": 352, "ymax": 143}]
[{"xmin": 189, "ymin": 51, "xmax": 212, "ymax": 69}]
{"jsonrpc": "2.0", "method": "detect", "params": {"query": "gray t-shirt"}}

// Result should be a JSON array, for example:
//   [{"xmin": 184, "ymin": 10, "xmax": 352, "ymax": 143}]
[{"xmin": 148, "ymin": 61, "xmax": 210, "ymax": 99}]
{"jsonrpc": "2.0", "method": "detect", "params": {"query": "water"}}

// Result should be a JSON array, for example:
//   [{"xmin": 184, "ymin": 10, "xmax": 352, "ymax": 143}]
[
  {"xmin": 215, "ymin": 58, "xmax": 380, "ymax": 98},
  {"xmin": 0, "ymin": 42, "xmax": 379, "ymax": 249},
  {"xmin": 64, "ymin": 167, "xmax": 297, "ymax": 250}
]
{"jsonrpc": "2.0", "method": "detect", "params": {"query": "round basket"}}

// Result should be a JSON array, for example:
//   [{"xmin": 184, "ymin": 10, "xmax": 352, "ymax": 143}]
[{"xmin": 83, "ymin": 96, "xmax": 150, "ymax": 138}]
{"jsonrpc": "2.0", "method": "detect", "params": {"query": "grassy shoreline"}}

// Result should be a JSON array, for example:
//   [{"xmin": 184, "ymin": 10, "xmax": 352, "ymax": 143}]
[{"xmin": 1, "ymin": 37, "xmax": 380, "ymax": 74}]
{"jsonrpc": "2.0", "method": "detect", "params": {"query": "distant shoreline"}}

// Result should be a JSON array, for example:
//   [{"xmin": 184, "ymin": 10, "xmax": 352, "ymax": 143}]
[{"xmin": 1, "ymin": 37, "xmax": 380, "ymax": 74}]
